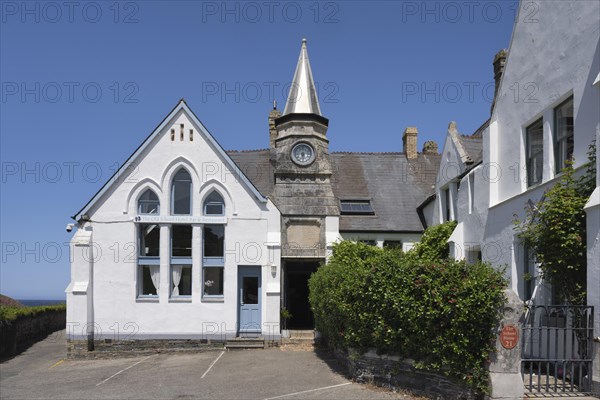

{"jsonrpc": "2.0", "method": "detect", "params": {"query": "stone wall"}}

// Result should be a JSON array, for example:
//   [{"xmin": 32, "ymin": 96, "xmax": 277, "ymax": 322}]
[
  {"xmin": 67, "ymin": 339, "xmax": 225, "ymax": 359},
  {"xmin": 0, "ymin": 309, "xmax": 65, "ymax": 359},
  {"xmin": 330, "ymin": 345, "xmax": 478, "ymax": 400}
]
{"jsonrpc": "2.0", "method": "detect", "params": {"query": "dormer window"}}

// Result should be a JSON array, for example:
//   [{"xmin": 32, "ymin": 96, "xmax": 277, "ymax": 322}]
[
  {"xmin": 138, "ymin": 189, "xmax": 160, "ymax": 214},
  {"xmin": 340, "ymin": 200, "xmax": 375, "ymax": 215},
  {"xmin": 171, "ymin": 168, "xmax": 192, "ymax": 215},
  {"xmin": 203, "ymin": 191, "xmax": 225, "ymax": 216}
]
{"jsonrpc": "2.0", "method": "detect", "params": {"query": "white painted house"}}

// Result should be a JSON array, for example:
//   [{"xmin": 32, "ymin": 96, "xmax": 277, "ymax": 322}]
[
  {"xmin": 427, "ymin": 0, "xmax": 599, "ymax": 393},
  {"xmin": 67, "ymin": 40, "xmax": 441, "ymax": 346},
  {"xmin": 66, "ymin": 100, "xmax": 283, "ymax": 342}
]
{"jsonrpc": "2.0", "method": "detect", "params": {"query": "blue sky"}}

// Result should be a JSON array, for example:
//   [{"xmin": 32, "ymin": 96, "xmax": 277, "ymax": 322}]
[{"xmin": 0, "ymin": 0, "xmax": 518, "ymax": 300}]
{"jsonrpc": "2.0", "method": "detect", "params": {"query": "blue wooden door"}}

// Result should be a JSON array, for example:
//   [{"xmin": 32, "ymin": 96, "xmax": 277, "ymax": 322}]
[{"xmin": 238, "ymin": 266, "xmax": 261, "ymax": 335}]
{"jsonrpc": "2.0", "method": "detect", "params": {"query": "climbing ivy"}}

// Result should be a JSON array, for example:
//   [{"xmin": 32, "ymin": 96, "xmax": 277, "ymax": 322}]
[{"xmin": 514, "ymin": 142, "xmax": 596, "ymax": 305}]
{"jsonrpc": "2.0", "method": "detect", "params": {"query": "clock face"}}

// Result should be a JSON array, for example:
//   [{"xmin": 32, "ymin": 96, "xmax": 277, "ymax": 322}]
[{"xmin": 291, "ymin": 143, "xmax": 315, "ymax": 165}]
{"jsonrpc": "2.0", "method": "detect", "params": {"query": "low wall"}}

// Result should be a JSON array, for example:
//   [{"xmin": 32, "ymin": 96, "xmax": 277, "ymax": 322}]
[
  {"xmin": 67, "ymin": 339, "xmax": 226, "ymax": 359},
  {"xmin": 330, "ymin": 345, "xmax": 478, "ymax": 400},
  {"xmin": 0, "ymin": 309, "xmax": 65, "ymax": 360}
]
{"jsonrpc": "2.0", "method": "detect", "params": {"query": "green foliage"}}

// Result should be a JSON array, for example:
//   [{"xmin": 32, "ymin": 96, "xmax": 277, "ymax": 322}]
[
  {"xmin": 309, "ymin": 231, "xmax": 506, "ymax": 393},
  {"xmin": 411, "ymin": 221, "xmax": 457, "ymax": 261},
  {"xmin": 514, "ymin": 141, "xmax": 596, "ymax": 305},
  {"xmin": 0, "ymin": 304, "xmax": 66, "ymax": 322}
]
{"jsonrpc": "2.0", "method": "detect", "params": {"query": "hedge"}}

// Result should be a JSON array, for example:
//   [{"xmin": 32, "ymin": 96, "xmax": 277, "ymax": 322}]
[
  {"xmin": 308, "ymin": 222, "xmax": 506, "ymax": 392},
  {"xmin": 0, "ymin": 304, "xmax": 66, "ymax": 322}
]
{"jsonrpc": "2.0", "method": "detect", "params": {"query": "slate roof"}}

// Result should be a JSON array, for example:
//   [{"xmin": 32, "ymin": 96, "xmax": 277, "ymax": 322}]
[
  {"xmin": 228, "ymin": 150, "xmax": 441, "ymax": 232},
  {"xmin": 456, "ymin": 135, "xmax": 483, "ymax": 164}
]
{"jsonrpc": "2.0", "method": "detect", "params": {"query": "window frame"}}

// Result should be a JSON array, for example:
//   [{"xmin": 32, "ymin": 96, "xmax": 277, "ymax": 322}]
[
  {"xmin": 203, "ymin": 191, "xmax": 225, "ymax": 216},
  {"xmin": 138, "ymin": 189, "xmax": 160, "ymax": 215},
  {"xmin": 138, "ymin": 264, "xmax": 159, "ymax": 299},
  {"xmin": 171, "ymin": 168, "xmax": 193, "ymax": 215},
  {"xmin": 202, "ymin": 266, "xmax": 224, "ymax": 298},
  {"xmin": 170, "ymin": 264, "xmax": 192, "ymax": 299},
  {"xmin": 525, "ymin": 118, "xmax": 544, "ymax": 187},
  {"xmin": 339, "ymin": 199, "xmax": 375, "ymax": 215},
  {"xmin": 138, "ymin": 224, "xmax": 160, "ymax": 258},
  {"xmin": 553, "ymin": 96, "xmax": 574, "ymax": 174}
]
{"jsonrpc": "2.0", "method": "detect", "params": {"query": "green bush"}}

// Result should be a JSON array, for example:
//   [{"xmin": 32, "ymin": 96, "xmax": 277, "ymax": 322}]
[
  {"xmin": 0, "ymin": 304, "xmax": 66, "ymax": 322},
  {"xmin": 309, "ymin": 223, "xmax": 506, "ymax": 393}
]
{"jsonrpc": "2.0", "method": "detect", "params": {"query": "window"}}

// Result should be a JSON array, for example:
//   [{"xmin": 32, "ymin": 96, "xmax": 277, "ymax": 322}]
[
  {"xmin": 203, "ymin": 267, "xmax": 224, "ymax": 296},
  {"xmin": 443, "ymin": 188, "xmax": 452, "ymax": 222},
  {"xmin": 203, "ymin": 225, "xmax": 224, "ymax": 297},
  {"xmin": 171, "ymin": 225, "xmax": 192, "ymax": 257},
  {"xmin": 203, "ymin": 191, "xmax": 225, "ymax": 216},
  {"xmin": 138, "ymin": 265, "xmax": 159, "ymax": 297},
  {"xmin": 139, "ymin": 224, "xmax": 159, "ymax": 257},
  {"xmin": 468, "ymin": 173, "xmax": 475, "ymax": 213},
  {"xmin": 383, "ymin": 240, "xmax": 402, "ymax": 249},
  {"xmin": 138, "ymin": 189, "xmax": 160, "ymax": 214},
  {"xmin": 523, "ymin": 245, "xmax": 536, "ymax": 301},
  {"xmin": 171, "ymin": 265, "xmax": 192, "ymax": 297},
  {"xmin": 359, "ymin": 240, "xmax": 377, "ymax": 246},
  {"xmin": 171, "ymin": 168, "xmax": 192, "ymax": 215},
  {"xmin": 526, "ymin": 118, "xmax": 544, "ymax": 186},
  {"xmin": 203, "ymin": 225, "xmax": 224, "ymax": 260},
  {"xmin": 554, "ymin": 97, "xmax": 574, "ymax": 173},
  {"xmin": 340, "ymin": 200, "xmax": 375, "ymax": 215}
]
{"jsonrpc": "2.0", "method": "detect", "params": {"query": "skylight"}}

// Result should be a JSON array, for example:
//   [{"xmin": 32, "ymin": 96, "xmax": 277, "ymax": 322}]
[{"xmin": 340, "ymin": 200, "xmax": 375, "ymax": 215}]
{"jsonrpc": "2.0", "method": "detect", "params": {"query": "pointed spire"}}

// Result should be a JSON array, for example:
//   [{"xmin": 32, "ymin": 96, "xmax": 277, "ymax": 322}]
[{"xmin": 283, "ymin": 38, "xmax": 322, "ymax": 116}]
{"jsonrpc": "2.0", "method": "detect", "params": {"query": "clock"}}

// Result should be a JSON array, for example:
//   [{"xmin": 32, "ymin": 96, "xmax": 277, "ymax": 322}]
[{"xmin": 291, "ymin": 143, "xmax": 315, "ymax": 166}]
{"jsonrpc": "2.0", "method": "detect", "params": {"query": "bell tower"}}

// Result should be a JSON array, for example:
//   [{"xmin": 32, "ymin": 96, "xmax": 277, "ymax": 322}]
[{"xmin": 271, "ymin": 38, "xmax": 339, "ymax": 260}]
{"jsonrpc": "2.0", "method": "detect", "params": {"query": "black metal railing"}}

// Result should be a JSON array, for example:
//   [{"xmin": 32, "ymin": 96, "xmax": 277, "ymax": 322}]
[{"xmin": 521, "ymin": 305, "xmax": 594, "ymax": 394}]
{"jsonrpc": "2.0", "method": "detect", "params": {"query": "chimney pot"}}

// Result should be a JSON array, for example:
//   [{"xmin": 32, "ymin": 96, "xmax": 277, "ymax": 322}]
[
  {"xmin": 492, "ymin": 49, "xmax": 507, "ymax": 112},
  {"xmin": 423, "ymin": 141, "xmax": 438, "ymax": 154},
  {"xmin": 403, "ymin": 127, "xmax": 418, "ymax": 160}
]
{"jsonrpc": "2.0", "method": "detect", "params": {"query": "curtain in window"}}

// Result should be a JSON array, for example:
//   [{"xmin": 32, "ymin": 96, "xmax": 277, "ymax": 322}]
[
  {"xmin": 171, "ymin": 265, "xmax": 183, "ymax": 296},
  {"xmin": 149, "ymin": 265, "xmax": 160, "ymax": 292}
]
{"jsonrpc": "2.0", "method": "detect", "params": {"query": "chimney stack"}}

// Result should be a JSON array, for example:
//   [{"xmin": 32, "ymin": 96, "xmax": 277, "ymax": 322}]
[
  {"xmin": 268, "ymin": 101, "xmax": 281, "ymax": 148},
  {"xmin": 422, "ymin": 140, "xmax": 438, "ymax": 154},
  {"xmin": 492, "ymin": 49, "xmax": 507, "ymax": 112},
  {"xmin": 403, "ymin": 127, "xmax": 418, "ymax": 160}
]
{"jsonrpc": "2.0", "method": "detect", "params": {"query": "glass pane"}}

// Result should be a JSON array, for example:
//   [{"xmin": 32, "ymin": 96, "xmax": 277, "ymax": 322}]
[
  {"xmin": 205, "ymin": 203, "xmax": 223, "ymax": 215},
  {"xmin": 204, "ymin": 225, "xmax": 224, "ymax": 257},
  {"xmin": 177, "ymin": 266, "xmax": 192, "ymax": 296},
  {"xmin": 243, "ymin": 276, "xmax": 258, "ymax": 304},
  {"xmin": 139, "ymin": 224, "xmax": 160, "ymax": 257},
  {"xmin": 172, "ymin": 225, "xmax": 192, "ymax": 257},
  {"xmin": 204, "ymin": 267, "xmax": 224, "ymax": 296},
  {"xmin": 141, "ymin": 266, "xmax": 157, "ymax": 296}
]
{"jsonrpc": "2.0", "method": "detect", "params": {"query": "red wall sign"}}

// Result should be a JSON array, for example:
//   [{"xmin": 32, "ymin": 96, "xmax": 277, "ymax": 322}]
[{"xmin": 500, "ymin": 324, "xmax": 519, "ymax": 349}]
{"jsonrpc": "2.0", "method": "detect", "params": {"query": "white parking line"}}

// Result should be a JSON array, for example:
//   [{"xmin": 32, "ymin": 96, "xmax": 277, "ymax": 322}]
[
  {"xmin": 200, "ymin": 351, "xmax": 225, "ymax": 379},
  {"xmin": 96, "ymin": 355, "xmax": 154, "ymax": 387},
  {"xmin": 263, "ymin": 382, "xmax": 352, "ymax": 400}
]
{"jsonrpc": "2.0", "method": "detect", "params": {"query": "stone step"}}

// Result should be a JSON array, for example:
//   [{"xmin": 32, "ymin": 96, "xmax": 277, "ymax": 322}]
[{"xmin": 225, "ymin": 337, "xmax": 265, "ymax": 350}]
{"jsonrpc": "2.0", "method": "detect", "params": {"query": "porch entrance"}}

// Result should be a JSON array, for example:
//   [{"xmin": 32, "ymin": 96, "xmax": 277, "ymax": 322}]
[
  {"xmin": 283, "ymin": 261, "xmax": 320, "ymax": 329},
  {"xmin": 521, "ymin": 305, "xmax": 594, "ymax": 395}
]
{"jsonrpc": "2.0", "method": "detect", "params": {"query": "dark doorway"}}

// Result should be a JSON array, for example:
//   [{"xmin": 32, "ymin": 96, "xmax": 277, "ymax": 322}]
[{"xmin": 284, "ymin": 261, "xmax": 320, "ymax": 329}]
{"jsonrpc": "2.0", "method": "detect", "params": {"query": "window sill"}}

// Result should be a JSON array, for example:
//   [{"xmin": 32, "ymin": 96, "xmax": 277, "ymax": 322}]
[
  {"xmin": 136, "ymin": 297, "xmax": 159, "ymax": 303},
  {"xmin": 202, "ymin": 297, "xmax": 224, "ymax": 303},
  {"xmin": 169, "ymin": 297, "xmax": 192, "ymax": 303}
]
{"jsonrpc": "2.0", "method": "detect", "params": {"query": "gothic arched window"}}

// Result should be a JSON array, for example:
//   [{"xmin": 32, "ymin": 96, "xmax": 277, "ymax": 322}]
[
  {"xmin": 171, "ymin": 168, "xmax": 192, "ymax": 215},
  {"xmin": 138, "ymin": 189, "xmax": 160, "ymax": 215},
  {"xmin": 203, "ymin": 191, "xmax": 225, "ymax": 216}
]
